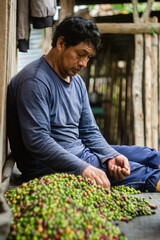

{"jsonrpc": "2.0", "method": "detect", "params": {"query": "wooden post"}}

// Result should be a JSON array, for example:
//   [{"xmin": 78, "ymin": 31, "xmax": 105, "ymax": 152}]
[
  {"xmin": 144, "ymin": 33, "xmax": 152, "ymax": 147},
  {"xmin": 117, "ymin": 71, "xmax": 123, "ymax": 145},
  {"xmin": 151, "ymin": 17, "xmax": 158, "ymax": 149},
  {"xmin": 131, "ymin": 0, "xmax": 154, "ymax": 146},
  {"xmin": 125, "ymin": 53, "xmax": 131, "ymax": 144},
  {"xmin": 42, "ymin": 27, "xmax": 53, "ymax": 55},
  {"xmin": 0, "ymin": 0, "xmax": 17, "ymax": 182},
  {"xmin": 59, "ymin": 0, "xmax": 75, "ymax": 23},
  {"xmin": 0, "ymin": 0, "xmax": 8, "ymax": 183},
  {"xmin": 158, "ymin": 35, "xmax": 160, "ymax": 150},
  {"xmin": 132, "ymin": 34, "xmax": 145, "ymax": 146},
  {"xmin": 108, "ymin": 56, "xmax": 117, "ymax": 143}
]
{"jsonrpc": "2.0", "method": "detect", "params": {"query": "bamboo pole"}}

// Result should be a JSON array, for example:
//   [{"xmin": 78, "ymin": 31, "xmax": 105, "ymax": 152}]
[
  {"xmin": 132, "ymin": 0, "xmax": 144, "ymax": 146},
  {"xmin": 96, "ymin": 23, "xmax": 160, "ymax": 34},
  {"xmin": 130, "ymin": 63, "xmax": 135, "ymax": 144},
  {"xmin": 117, "ymin": 72, "xmax": 122, "ymax": 145},
  {"xmin": 132, "ymin": 34, "xmax": 145, "ymax": 146},
  {"xmin": 144, "ymin": 33, "xmax": 152, "ymax": 147},
  {"xmin": 151, "ymin": 17, "xmax": 158, "ymax": 149},
  {"xmin": 104, "ymin": 45, "xmax": 111, "ymax": 141},
  {"xmin": 158, "ymin": 35, "xmax": 160, "ymax": 150},
  {"xmin": 125, "ymin": 54, "xmax": 130, "ymax": 144},
  {"xmin": 108, "ymin": 57, "xmax": 115, "ymax": 142}
]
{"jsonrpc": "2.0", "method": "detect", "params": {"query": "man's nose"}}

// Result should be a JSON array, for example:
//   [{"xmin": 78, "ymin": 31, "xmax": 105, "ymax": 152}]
[{"xmin": 78, "ymin": 57, "xmax": 88, "ymax": 68}]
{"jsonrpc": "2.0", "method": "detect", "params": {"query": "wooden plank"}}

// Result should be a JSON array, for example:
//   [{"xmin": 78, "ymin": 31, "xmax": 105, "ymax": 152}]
[
  {"xmin": 57, "ymin": 0, "xmax": 154, "ymax": 5},
  {"xmin": 144, "ymin": 34, "xmax": 152, "ymax": 147},
  {"xmin": 125, "ymin": 53, "xmax": 131, "ymax": 145},
  {"xmin": 0, "ymin": 0, "xmax": 17, "ymax": 183},
  {"xmin": 132, "ymin": 34, "xmax": 144, "ymax": 146},
  {"xmin": 0, "ymin": 0, "xmax": 9, "ymax": 183},
  {"xmin": 108, "ymin": 56, "xmax": 117, "ymax": 143},
  {"xmin": 96, "ymin": 23, "xmax": 160, "ymax": 34},
  {"xmin": 117, "ymin": 71, "xmax": 122, "ymax": 144},
  {"xmin": 151, "ymin": 17, "xmax": 158, "ymax": 149},
  {"xmin": 130, "ymin": 63, "xmax": 135, "ymax": 144},
  {"xmin": 158, "ymin": 35, "xmax": 160, "ymax": 150}
]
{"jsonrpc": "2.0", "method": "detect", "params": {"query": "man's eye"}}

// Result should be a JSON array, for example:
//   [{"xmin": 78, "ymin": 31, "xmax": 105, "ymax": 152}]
[{"xmin": 77, "ymin": 53, "xmax": 84, "ymax": 57}]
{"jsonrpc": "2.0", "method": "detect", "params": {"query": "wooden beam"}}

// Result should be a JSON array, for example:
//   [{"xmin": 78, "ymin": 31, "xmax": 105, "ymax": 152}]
[
  {"xmin": 96, "ymin": 23, "xmax": 160, "ymax": 34},
  {"xmin": 0, "ymin": 0, "xmax": 17, "ymax": 183},
  {"xmin": 57, "ymin": 0, "xmax": 154, "ymax": 5},
  {"xmin": 0, "ymin": 0, "xmax": 8, "ymax": 183}
]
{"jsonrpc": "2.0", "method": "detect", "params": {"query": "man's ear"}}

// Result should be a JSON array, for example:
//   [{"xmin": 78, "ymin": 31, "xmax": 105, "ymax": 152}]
[{"xmin": 57, "ymin": 36, "xmax": 65, "ymax": 50}]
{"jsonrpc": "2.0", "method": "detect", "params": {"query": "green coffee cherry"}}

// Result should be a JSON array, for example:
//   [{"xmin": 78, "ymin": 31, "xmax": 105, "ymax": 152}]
[{"xmin": 4, "ymin": 173, "xmax": 156, "ymax": 240}]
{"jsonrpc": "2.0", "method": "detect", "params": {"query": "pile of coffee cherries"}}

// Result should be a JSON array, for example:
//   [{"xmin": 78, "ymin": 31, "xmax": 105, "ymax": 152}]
[{"xmin": 4, "ymin": 173, "xmax": 156, "ymax": 240}]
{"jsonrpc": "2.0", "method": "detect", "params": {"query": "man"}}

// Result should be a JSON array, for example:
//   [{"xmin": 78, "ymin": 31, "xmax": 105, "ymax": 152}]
[{"xmin": 7, "ymin": 16, "xmax": 160, "ymax": 191}]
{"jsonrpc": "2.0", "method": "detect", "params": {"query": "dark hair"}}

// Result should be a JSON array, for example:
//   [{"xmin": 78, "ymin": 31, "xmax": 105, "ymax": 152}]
[{"xmin": 52, "ymin": 16, "xmax": 101, "ymax": 51}]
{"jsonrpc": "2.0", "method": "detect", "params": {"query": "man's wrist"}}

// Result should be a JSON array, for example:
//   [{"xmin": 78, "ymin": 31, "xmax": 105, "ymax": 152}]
[{"xmin": 74, "ymin": 161, "xmax": 90, "ymax": 176}]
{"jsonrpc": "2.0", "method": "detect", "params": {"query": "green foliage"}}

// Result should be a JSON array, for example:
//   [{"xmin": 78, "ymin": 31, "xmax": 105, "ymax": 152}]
[
  {"xmin": 88, "ymin": 2, "xmax": 160, "ymax": 15},
  {"xmin": 112, "ymin": 4, "xmax": 133, "ymax": 13}
]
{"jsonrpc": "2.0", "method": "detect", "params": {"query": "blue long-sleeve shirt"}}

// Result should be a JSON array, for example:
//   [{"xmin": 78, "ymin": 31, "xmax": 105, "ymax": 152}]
[{"xmin": 7, "ymin": 56, "xmax": 119, "ymax": 179}]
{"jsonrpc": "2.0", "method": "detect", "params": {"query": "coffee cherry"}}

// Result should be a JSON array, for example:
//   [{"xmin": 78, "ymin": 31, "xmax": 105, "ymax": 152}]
[{"xmin": 5, "ymin": 173, "xmax": 156, "ymax": 240}]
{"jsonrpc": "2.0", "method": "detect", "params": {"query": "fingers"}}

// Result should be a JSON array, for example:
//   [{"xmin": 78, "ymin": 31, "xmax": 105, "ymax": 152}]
[
  {"xmin": 108, "ymin": 155, "xmax": 131, "ymax": 180},
  {"xmin": 110, "ymin": 165, "xmax": 125, "ymax": 180},
  {"xmin": 95, "ymin": 172, "xmax": 111, "ymax": 190},
  {"xmin": 121, "ymin": 167, "xmax": 130, "ymax": 176},
  {"xmin": 117, "ymin": 166, "xmax": 126, "ymax": 179},
  {"xmin": 82, "ymin": 165, "xmax": 111, "ymax": 190},
  {"xmin": 108, "ymin": 164, "xmax": 114, "ymax": 177},
  {"xmin": 122, "ymin": 157, "xmax": 130, "ymax": 176},
  {"xmin": 92, "ymin": 170, "xmax": 110, "ymax": 190},
  {"xmin": 112, "ymin": 165, "xmax": 119, "ymax": 179}
]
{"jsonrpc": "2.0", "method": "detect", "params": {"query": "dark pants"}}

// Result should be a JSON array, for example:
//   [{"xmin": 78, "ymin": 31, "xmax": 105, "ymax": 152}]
[{"xmin": 76, "ymin": 145, "xmax": 160, "ymax": 192}]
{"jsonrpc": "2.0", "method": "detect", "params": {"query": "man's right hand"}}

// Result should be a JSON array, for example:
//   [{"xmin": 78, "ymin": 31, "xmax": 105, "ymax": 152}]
[{"xmin": 82, "ymin": 165, "xmax": 110, "ymax": 190}]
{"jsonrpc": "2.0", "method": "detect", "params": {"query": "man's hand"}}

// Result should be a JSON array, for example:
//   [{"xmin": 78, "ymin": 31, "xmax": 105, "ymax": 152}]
[
  {"xmin": 108, "ymin": 154, "xmax": 130, "ymax": 180},
  {"xmin": 82, "ymin": 165, "xmax": 111, "ymax": 190}
]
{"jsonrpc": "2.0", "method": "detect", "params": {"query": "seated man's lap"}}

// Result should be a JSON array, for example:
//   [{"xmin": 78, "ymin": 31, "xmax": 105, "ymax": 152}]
[{"xmin": 77, "ymin": 147, "xmax": 160, "ymax": 192}]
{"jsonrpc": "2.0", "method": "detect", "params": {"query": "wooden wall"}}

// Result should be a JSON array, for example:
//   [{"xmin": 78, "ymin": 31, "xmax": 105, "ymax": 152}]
[
  {"xmin": 80, "ymin": 34, "xmax": 135, "ymax": 146},
  {"xmin": 81, "ymin": 30, "xmax": 160, "ymax": 149},
  {"xmin": 0, "ymin": 0, "xmax": 17, "ymax": 182}
]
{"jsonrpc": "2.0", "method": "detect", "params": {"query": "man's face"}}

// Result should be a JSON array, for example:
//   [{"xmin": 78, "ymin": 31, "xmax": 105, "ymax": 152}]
[{"xmin": 58, "ymin": 40, "xmax": 95, "ymax": 78}]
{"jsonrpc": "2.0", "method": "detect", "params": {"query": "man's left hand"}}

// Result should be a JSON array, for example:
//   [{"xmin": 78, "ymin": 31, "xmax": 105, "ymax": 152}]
[{"xmin": 108, "ymin": 154, "xmax": 130, "ymax": 180}]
